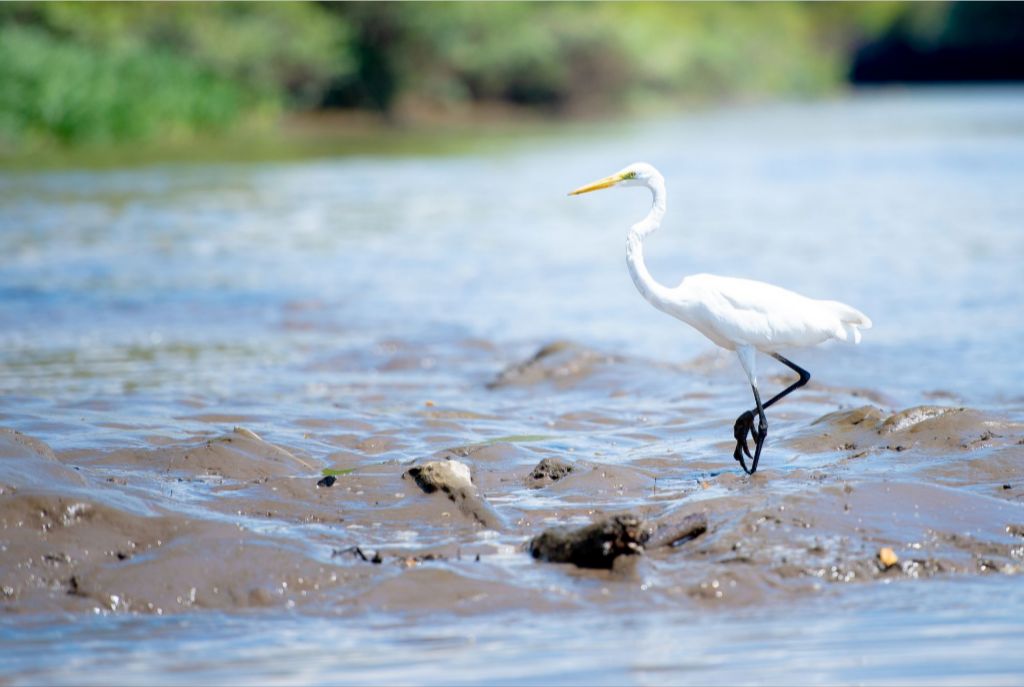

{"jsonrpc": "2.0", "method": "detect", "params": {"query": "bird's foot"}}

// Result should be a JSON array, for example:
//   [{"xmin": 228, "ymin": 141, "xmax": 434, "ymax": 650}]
[
  {"xmin": 733, "ymin": 411, "xmax": 768, "ymax": 475},
  {"xmin": 733, "ymin": 411, "xmax": 755, "ymax": 473}
]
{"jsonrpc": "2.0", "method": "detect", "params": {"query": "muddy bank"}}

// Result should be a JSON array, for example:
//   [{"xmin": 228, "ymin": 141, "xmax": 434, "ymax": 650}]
[{"xmin": 2, "ymin": 339, "xmax": 1022, "ymax": 617}]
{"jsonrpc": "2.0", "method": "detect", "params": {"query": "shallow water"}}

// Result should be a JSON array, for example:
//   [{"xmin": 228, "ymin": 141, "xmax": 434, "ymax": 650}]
[
  {"xmin": 1, "ymin": 88, "xmax": 1023, "ymax": 684},
  {"xmin": 3, "ymin": 577, "xmax": 1024, "ymax": 686}
]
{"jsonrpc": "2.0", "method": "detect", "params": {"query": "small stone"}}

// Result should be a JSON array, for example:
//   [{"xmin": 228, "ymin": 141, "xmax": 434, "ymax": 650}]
[
  {"xmin": 405, "ymin": 460, "xmax": 472, "ymax": 494},
  {"xmin": 403, "ymin": 460, "xmax": 503, "ymax": 528},
  {"xmin": 526, "ymin": 457, "xmax": 574, "ymax": 487},
  {"xmin": 878, "ymin": 546, "xmax": 899, "ymax": 568},
  {"xmin": 317, "ymin": 475, "xmax": 337, "ymax": 488}
]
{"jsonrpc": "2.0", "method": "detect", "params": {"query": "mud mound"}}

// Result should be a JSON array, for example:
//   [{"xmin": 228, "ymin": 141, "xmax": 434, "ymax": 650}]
[
  {"xmin": 0, "ymin": 492, "xmax": 196, "ymax": 610},
  {"xmin": 0, "ymin": 488, "xmax": 364, "ymax": 614},
  {"xmin": 90, "ymin": 427, "xmax": 317, "ymax": 481},
  {"xmin": 537, "ymin": 461, "xmax": 655, "ymax": 502},
  {"xmin": 790, "ymin": 405, "xmax": 1023, "ymax": 455},
  {"xmin": 207, "ymin": 473, "xmax": 350, "ymax": 525},
  {"xmin": 488, "ymin": 341, "xmax": 620, "ymax": 389},
  {"xmin": 74, "ymin": 530, "xmax": 357, "ymax": 614},
  {"xmin": 674, "ymin": 479, "xmax": 1024, "ymax": 604},
  {"xmin": 0, "ymin": 429, "xmax": 87, "ymax": 493}
]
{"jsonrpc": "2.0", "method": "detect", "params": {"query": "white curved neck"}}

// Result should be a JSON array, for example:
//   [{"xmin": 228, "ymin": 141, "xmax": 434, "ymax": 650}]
[{"xmin": 626, "ymin": 176, "xmax": 672, "ymax": 307}]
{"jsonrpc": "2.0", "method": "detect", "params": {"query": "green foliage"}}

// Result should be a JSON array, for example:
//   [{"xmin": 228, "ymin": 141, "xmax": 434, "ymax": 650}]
[
  {"xmin": 0, "ymin": 24, "xmax": 250, "ymax": 146},
  {"xmin": 327, "ymin": 2, "xmax": 897, "ymax": 115},
  {"xmin": 0, "ymin": 2, "xmax": 949, "ymax": 150},
  {"xmin": 406, "ymin": 4, "xmax": 629, "ymax": 107},
  {"xmin": 0, "ymin": 2, "xmax": 348, "ymax": 147},
  {"xmin": 29, "ymin": 2, "xmax": 349, "ymax": 103},
  {"xmin": 602, "ymin": 3, "xmax": 843, "ymax": 99}
]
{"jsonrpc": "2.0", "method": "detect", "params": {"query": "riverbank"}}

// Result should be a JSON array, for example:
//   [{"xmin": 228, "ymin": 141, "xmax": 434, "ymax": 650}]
[{"xmin": 0, "ymin": 95, "xmax": 729, "ymax": 172}]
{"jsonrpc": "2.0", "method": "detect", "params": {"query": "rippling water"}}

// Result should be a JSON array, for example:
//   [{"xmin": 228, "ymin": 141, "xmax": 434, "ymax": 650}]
[
  {"xmin": 1, "ymin": 88, "xmax": 1023, "ymax": 684},
  {"xmin": 3, "ymin": 90, "xmax": 1024, "ymax": 408},
  {"xmin": 4, "ymin": 577, "xmax": 1023, "ymax": 686}
]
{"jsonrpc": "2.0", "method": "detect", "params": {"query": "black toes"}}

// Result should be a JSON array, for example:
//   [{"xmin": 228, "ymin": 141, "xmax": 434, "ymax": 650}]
[
  {"xmin": 733, "ymin": 410, "xmax": 754, "ymax": 438},
  {"xmin": 733, "ymin": 410, "xmax": 756, "ymax": 472},
  {"xmin": 733, "ymin": 411, "xmax": 754, "ymax": 456},
  {"xmin": 733, "ymin": 411, "xmax": 768, "ymax": 475}
]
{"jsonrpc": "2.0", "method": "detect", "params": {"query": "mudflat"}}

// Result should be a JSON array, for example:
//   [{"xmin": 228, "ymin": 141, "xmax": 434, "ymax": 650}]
[{"xmin": 3, "ymin": 340, "xmax": 1021, "ymax": 617}]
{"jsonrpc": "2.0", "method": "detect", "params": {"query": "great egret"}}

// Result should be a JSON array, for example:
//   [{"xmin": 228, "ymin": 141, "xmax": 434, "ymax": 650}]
[{"xmin": 569, "ymin": 162, "xmax": 871, "ymax": 475}]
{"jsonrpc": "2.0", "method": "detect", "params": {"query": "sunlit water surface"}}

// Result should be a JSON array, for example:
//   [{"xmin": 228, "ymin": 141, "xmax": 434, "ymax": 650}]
[
  {"xmin": 3, "ymin": 577, "xmax": 1023, "ymax": 686},
  {"xmin": 1, "ymin": 88, "xmax": 1023, "ymax": 684}
]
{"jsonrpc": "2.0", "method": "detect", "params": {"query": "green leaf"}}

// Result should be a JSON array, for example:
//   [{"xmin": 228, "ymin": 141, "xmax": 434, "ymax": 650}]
[{"xmin": 321, "ymin": 467, "xmax": 355, "ymax": 477}]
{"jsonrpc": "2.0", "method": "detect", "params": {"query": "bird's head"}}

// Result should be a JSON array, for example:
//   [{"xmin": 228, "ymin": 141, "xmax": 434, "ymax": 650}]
[{"xmin": 568, "ymin": 162, "xmax": 660, "ymax": 196}]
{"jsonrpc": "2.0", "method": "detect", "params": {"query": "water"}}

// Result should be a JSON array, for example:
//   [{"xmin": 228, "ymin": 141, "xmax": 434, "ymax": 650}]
[
  {"xmin": 3, "ymin": 578, "xmax": 1023, "ymax": 685},
  {"xmin": 3, "ymin": 91, "xmax": 1023, "ymax": 412},
  {"xmin": 1, "ymin": 88, "xmax": 1023, "ymax": 684}
]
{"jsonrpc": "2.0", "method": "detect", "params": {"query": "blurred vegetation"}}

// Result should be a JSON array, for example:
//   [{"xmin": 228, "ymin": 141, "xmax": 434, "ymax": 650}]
[
  {"xmin": 0, "ymin": 2, "xmax": 347, "ymax": 148},
  {"xmin": 851, "ymin": 2, "xmax": 1024, "ymax": 82},
  {"xmin": 0, "ymin": 1, "xmax": 1014, "ymax": 153}
]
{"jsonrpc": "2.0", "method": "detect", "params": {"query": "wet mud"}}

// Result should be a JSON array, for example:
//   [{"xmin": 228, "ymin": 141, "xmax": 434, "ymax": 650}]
[{"xmin": 2, "ymin": 341, "xmax": 1023, "ymax": 617}]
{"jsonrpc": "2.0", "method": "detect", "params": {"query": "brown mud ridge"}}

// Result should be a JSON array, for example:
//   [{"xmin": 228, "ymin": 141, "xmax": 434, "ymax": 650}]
[{"xmin": 2, "ymin": 344, "xmax": 1023, "ymax": 616}]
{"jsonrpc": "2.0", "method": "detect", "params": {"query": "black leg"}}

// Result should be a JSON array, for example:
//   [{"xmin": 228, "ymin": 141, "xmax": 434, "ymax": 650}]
[
  {"xmin": 748, "ymin": 385, "xmax": 768, "ymax": 474},
  {"xmin": 732, "ymin": 354, "xmax": 810, "ymax": 474},
  {"xmin": 762, "ymin": 353, "xmax": 811, "ymax": 410},
  {"xmin": 733, "ymin": 385, "xmax": 767, "ymax": 474}
]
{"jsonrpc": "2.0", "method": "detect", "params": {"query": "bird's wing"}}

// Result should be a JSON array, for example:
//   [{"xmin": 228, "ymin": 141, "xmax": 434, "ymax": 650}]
[{"xmin": 675, "ymin": 274, "xmax": 857, "ymax": 350}]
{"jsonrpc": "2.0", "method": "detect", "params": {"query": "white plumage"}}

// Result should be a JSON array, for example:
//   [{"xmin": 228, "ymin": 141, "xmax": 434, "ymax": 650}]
[
  {"xmin": 663, "ymin": 273, "xmax": 871, "ymax": 351},
  {"xmin": 570, "ymin": 162, "xmax": 871, "ymax": 474}
]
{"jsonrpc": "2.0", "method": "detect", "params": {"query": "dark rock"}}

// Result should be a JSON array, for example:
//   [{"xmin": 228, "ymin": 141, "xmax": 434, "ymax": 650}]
[
  {"xmin": 529, "ymin": 514, "xmax": 650, "ymax": 569},
  {"xmin": 316, "ymin": 475, "xmax": 337, "ymax": 488},
  {"xmin": 526, "ymin": 457, "xmax": 574, "ymax": 488},
  {"xmin": 529, "ymin": 510, "xmax": 710, "ymax": 570}
]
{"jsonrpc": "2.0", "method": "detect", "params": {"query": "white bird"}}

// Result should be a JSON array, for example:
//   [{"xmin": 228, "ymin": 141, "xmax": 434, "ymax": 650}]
[{"xmin": 569, "ymin": 162, "xmax": 871, "ymax": 474}]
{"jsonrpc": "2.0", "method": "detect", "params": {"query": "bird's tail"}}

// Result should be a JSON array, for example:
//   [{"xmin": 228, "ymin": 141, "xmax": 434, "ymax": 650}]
[{"xmin": 825, "ymin": 300, "xmax": 872, "ymax": 344}]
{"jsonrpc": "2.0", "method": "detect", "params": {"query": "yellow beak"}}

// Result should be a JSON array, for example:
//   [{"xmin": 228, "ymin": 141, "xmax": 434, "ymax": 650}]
[{"xmin": 568, "ymin": 172, "xmax": 624, "ymax": 196}]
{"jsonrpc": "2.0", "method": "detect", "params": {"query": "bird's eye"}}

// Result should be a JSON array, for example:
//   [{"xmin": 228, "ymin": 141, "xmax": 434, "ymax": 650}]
[{"xmin": 623, "ymin": 171, "xmax": 637, "ymax": 180}]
